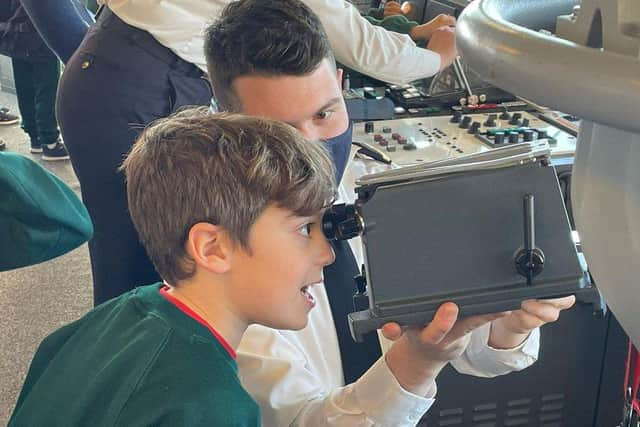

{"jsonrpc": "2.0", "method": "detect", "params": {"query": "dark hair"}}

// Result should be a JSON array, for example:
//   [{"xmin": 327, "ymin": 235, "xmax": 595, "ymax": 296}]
[
  {"xmin": 204, "ymin": 0, "xmax": 335, "ymax": 111},
  {"xmin": 121, "ymin": 107, "xmax": 335, "ymax": 285}
]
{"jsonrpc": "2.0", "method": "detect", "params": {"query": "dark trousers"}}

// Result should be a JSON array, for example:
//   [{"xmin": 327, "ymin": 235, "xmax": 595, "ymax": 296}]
[
  {"xmin": 57, "ymin": 8, "xmax": 212, "ymax": 305},
  {"xmin": 12, "ymin": 57, "xmax": 60, "ymax": 146}
]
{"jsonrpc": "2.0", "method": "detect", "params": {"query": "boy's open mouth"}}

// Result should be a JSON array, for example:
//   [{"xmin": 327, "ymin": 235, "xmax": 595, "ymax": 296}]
[{"xmin": 300, "ymin": 284, "xmax": 316, "ymax": 305}]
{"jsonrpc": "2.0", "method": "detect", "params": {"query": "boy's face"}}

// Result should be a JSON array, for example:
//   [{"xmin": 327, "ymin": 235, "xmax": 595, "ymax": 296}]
[
  {"xmin": 233, "ymin": 58, "xmax": 349, "ymax": 141},
  {"xmin": 228, "ymin": 205, "xmax": 335, "ymax": 330}
]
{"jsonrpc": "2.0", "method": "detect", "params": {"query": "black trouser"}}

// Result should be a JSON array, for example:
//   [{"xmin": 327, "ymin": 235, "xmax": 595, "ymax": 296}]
[
  {"xmin": 12, "ymin": 57, "xmax": 60, "ymax": 146},
  {"xmin": 57, "ymin": 8, "xmax": 212, "ymax": 305}
]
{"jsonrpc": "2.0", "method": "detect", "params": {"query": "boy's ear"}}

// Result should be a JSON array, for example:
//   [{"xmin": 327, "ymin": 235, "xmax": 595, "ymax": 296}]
[
  {"xmin": 185, "ymin": 223, "xmax": 233, "ymax": 274},
  {"xmin": 336, "ymin": 68, "xmax": 343, "ymax": 87}
]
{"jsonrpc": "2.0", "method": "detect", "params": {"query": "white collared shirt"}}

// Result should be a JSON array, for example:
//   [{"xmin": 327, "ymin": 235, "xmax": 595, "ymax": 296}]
[
  {"xmin": 101, "ymin": 0, "xmax": 441, "ymax": 84},
  {"xmin": 236, "ymin": 152, "xmax": 540, "ymax": 427}
]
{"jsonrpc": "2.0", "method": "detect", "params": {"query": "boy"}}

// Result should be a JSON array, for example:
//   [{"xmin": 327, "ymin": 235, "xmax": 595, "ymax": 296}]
[
  {"xmin": 205, "ymin": 1, "xmax": 575, "ymax": 425},
  {"xmin": 9, "ymin": 109, "xmax": 336, "ymax": 426}
]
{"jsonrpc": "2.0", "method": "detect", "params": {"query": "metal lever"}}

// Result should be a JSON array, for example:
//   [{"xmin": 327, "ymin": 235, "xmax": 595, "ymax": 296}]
[{"xmin": 515, "ymin": 194, "xmax": 545, "ymax": 284}]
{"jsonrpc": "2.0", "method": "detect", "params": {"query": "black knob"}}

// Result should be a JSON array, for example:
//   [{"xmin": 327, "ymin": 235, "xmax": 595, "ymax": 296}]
[
  {"xmin": 364, "ymin": 121, "xmax": 374, "ymax": 133},
  {"xmin": 537, "ymin": 130, "xmax": 548, "ymax": 139},
  {"xmin": 522, "ymin": 118, "xmax": 530, "ymax": 127},
  {"xmin": 450, "ymin": 111, "xmax": 463, "ymax": 123},
  {"xmin": 468, "ymin": 121, "xmax": 481, "ymax": 134},
  {"xmin": 499, "ymin": 110, "xmax": 511, "ymax": 120},
  {"xmin": 382, "ymin": 126, "xmax": 392, "ymax": 133},
  {"xmin": 460, "ymin": 116, "xmax": 472, "ymax": 129},
  {"xmin": 322, "ymin": 203, "xmax": 363, "ymax": 241},
  {"xmin": 494, "ymin": 132, "xmax": 505, "ymax": 144},
  {"xmin": 509, "ymin": 113, "xmax": 522, "ymax": 126},
  {"xmin": 508, "ymin": 132, "xmax": 520, "ymax": 144},
  {"xmin": 484, "ymin": 114, "xmax": 497, "ymax": 127},
  {"xmin": 523, "ymin": 129, "xmax": 535, "ymax": 142}
]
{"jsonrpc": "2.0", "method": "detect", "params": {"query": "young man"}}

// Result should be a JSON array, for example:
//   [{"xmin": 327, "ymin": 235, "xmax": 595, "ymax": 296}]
[
  {"xmin": 205, "ymin": 1, "xmax": 576, "ymax": 425},
  {"xmin": 9, "ymin": 110, "xmax": 336, "ymax": 426},
  {"xmin": 55, "ymin": 0, "xmax": 455, "ymax": 306}
]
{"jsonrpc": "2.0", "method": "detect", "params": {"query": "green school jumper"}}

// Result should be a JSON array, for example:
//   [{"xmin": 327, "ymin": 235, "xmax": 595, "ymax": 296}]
[
  {"xmin": 0, "ymin": 151, "xmax": 93, "ymax": 271},
  {"xmin": 9, "ymin": 283, "xmax": 260, "ymax": 427}
]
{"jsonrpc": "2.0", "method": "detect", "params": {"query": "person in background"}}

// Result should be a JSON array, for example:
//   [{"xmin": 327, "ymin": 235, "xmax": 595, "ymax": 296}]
[
  {"xmin": 364, "ymin": 2, "xmax": 456, "ymax": 45},
  {"xmin": 0, "ymin": 0, "xmax": 69, "ymax": 160}
]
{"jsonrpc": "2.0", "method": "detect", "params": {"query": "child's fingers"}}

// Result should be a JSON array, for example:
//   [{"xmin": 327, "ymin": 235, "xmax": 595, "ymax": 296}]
[{"xmin": 418, "ymin": 302, "xmax": 459, "ymax": 345}]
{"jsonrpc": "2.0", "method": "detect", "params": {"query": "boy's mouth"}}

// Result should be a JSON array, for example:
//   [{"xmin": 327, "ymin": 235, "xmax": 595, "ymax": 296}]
[{"xmin": 300, "ymin": 284, "xmax": 317, "ymax": 306}]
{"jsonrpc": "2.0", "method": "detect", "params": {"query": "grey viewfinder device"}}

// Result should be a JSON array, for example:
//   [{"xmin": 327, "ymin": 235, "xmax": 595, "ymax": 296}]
[{"xmin": 322, "ymin": 141, "xmax": 597, "ymax": 342}]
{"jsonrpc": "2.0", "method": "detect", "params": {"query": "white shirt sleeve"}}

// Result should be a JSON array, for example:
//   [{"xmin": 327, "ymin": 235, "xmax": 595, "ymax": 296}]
[
  {"xmin": 451, "ymin": 322, "xmax": 540, "ymax": 377},
  {"xmin": 237, "ymin": 284, "xmax": 434, "ymax": 427},
  {"xmin": 302, "ymin": 0, "xmax": 442, "ymax": 84}
]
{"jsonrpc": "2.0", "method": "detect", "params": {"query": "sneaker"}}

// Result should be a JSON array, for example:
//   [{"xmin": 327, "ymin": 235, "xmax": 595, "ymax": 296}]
[
  {"xmin": 42, "ymin": 140, "xmax": 70, "ymax": 161},
  {"xmin": 30, "ymin": 142, "xmax": 43, "ymax": 153},
  {"xmin": 0, "ymin": 107, "xmax": 19, "ymax": 126}
]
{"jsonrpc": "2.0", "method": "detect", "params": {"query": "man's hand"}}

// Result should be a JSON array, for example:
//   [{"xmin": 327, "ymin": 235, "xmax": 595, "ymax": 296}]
[
  {"xmin": 411, "ymin": 14, "xmax": 457, "ymax": 42},
  {"xmin": 383, "ymin": 303, "xmax": 507, "ymax": 395},
  {"xmin": 383, "ymin": 1, "xmax": 403, "ymax": 17},
  {"xmin": 488, "ymin": 296, "xmax": 576, "ymax": 349},
  {"xmin": 426, "ymin": 26, "xmax": 457, "ymax": 70}
]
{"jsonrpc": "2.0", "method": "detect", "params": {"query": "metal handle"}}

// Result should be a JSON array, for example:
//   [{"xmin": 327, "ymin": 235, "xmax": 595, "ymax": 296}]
[{"xmin": 456, "ymin": 0, "xmax": 640, "ymax": 134}]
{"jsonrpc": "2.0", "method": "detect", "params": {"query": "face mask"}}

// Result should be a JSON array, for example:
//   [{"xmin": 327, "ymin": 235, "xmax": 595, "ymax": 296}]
[{"xmin": 322, "ymin": 122, "xmax": 353, "ymax": 185}]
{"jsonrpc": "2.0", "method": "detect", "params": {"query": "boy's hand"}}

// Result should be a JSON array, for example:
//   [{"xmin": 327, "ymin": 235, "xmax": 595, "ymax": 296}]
[
  {"xmin": 383, "ymin": 303, "xmax": 507, "ymax": 395},
  {"xmin": 488, "ymin": 296, "xmax": 576, "ymax": 349},
  {"xmin": 383, "ymin": 1, "xmax": 403, "ymax": 17},
  {"xmin": 426, "ymin": 26, "xmax": 457, "ymax": 70}
]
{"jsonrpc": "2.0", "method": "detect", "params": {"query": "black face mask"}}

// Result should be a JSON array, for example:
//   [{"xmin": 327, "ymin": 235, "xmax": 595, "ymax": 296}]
[{"xmin": 322, "ymin": 122, "xmax": 353, "ymax": 185}]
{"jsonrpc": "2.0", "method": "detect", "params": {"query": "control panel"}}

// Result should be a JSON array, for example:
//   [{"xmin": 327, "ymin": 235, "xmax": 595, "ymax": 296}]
[{"xmin": 353, "ymin": 111, "xmax": 576, "ymax": 166}]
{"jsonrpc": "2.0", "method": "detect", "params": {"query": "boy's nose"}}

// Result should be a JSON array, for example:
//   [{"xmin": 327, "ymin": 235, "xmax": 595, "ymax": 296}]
[{"xmin": 319, "ymin": 238, "xmax": 336, "ymax": 267}]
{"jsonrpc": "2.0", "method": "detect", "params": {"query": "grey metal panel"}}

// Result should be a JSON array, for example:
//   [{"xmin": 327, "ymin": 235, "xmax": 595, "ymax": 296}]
[
  {"xmin": 455, "ymin": 0, "xmax": 640, "ymax": 134},
  {"xmin": 360, "ymin": 164, "xmax": 582, "ymax": 308}
]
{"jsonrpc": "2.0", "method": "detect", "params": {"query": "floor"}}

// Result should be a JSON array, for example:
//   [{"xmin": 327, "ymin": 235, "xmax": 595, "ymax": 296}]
[{"xmin": 0, "ymin": 90, "xmax": 93, "ymax": 425}]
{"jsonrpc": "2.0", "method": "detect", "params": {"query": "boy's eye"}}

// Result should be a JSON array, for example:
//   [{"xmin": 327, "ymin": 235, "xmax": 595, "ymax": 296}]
[
  {"xmin": 298, "ymin": 223, "xmax": 313, "ymax": 237},
  {"xmin": 315, "ymin": 111, "xmax": 332, "ymax": 120}
]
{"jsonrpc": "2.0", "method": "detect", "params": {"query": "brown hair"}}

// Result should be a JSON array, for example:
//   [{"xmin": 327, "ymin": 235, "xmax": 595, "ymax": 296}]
[
  {"xmin": 121, "ymin": 107, "xmax": 335, "ymax": 284},
  {"xmin": 204, "ymin": 0, "xmax": 335, "ymax": 112}
]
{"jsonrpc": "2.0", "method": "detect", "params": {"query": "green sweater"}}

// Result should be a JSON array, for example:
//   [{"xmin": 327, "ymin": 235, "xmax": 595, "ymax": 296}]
[
  {"xmin": 364, "ymin": 8, "xmax": 419, "ymax": 35},
  {"xmin": 9, "ymin": 283, "xmax": 260, "ymax": 427},
  {"xmin": 0, "ymin": 152, "xmax": 93, "ymax": 271}
]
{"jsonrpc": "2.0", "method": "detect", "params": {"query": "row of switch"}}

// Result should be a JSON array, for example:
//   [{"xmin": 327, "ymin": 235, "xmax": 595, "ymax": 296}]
[{"xmin": 451, "ymin": 112, "xmax": 531, "ymax": 129}]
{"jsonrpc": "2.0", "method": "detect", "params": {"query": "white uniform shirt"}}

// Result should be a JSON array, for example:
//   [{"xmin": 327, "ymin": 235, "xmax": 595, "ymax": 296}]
[
  {"xmin": 237, "ymin": 151, "xmax": 540, "ymax": 427},
  {"xmin": 101, "ymin": 0, "xmax": 441, "ymax": 84}
]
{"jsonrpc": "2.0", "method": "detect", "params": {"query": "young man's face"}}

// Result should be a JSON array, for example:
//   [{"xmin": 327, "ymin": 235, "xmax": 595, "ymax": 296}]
[
  {"xmin": 228, "ymin": 205, "xmax": 335, "ymax": 330},
  {"xmin": 233, "ymin": 59, "xmax": 349, "ymax": 141}
]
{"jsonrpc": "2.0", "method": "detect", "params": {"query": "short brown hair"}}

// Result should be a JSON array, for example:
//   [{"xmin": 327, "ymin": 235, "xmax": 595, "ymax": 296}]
[
  {"xmin": 204, "ymin": 0, "xmax": 335, "ymax": 112},
  {"xmin": 121, "ymin": 107, "xmax": 335, "ymax": 284}
]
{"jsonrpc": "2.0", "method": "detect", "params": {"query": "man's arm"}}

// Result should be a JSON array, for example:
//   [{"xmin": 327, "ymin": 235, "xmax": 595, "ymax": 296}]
[{"xmin": 302, "ymin": 0, "xmax": 451, "ymax": 84}]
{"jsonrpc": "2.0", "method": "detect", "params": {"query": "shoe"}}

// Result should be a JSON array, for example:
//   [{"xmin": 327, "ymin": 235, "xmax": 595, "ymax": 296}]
[
  {"xmin": 42, "ymin": 140, "xmax": 70, "ymax": 161},
  {"xmin": 30, "ymin": 142, "xmax": 43, "ymax": 153},
  {"xmin": 0, "ymin": 107, "xmax": 19, "ymax": 125}
]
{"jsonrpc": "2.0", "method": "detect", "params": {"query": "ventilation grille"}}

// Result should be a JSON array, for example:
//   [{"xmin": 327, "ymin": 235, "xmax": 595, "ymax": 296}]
[{"xmin": 428, "ymin": 393, "xmax": 565, "ymax": 426}]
